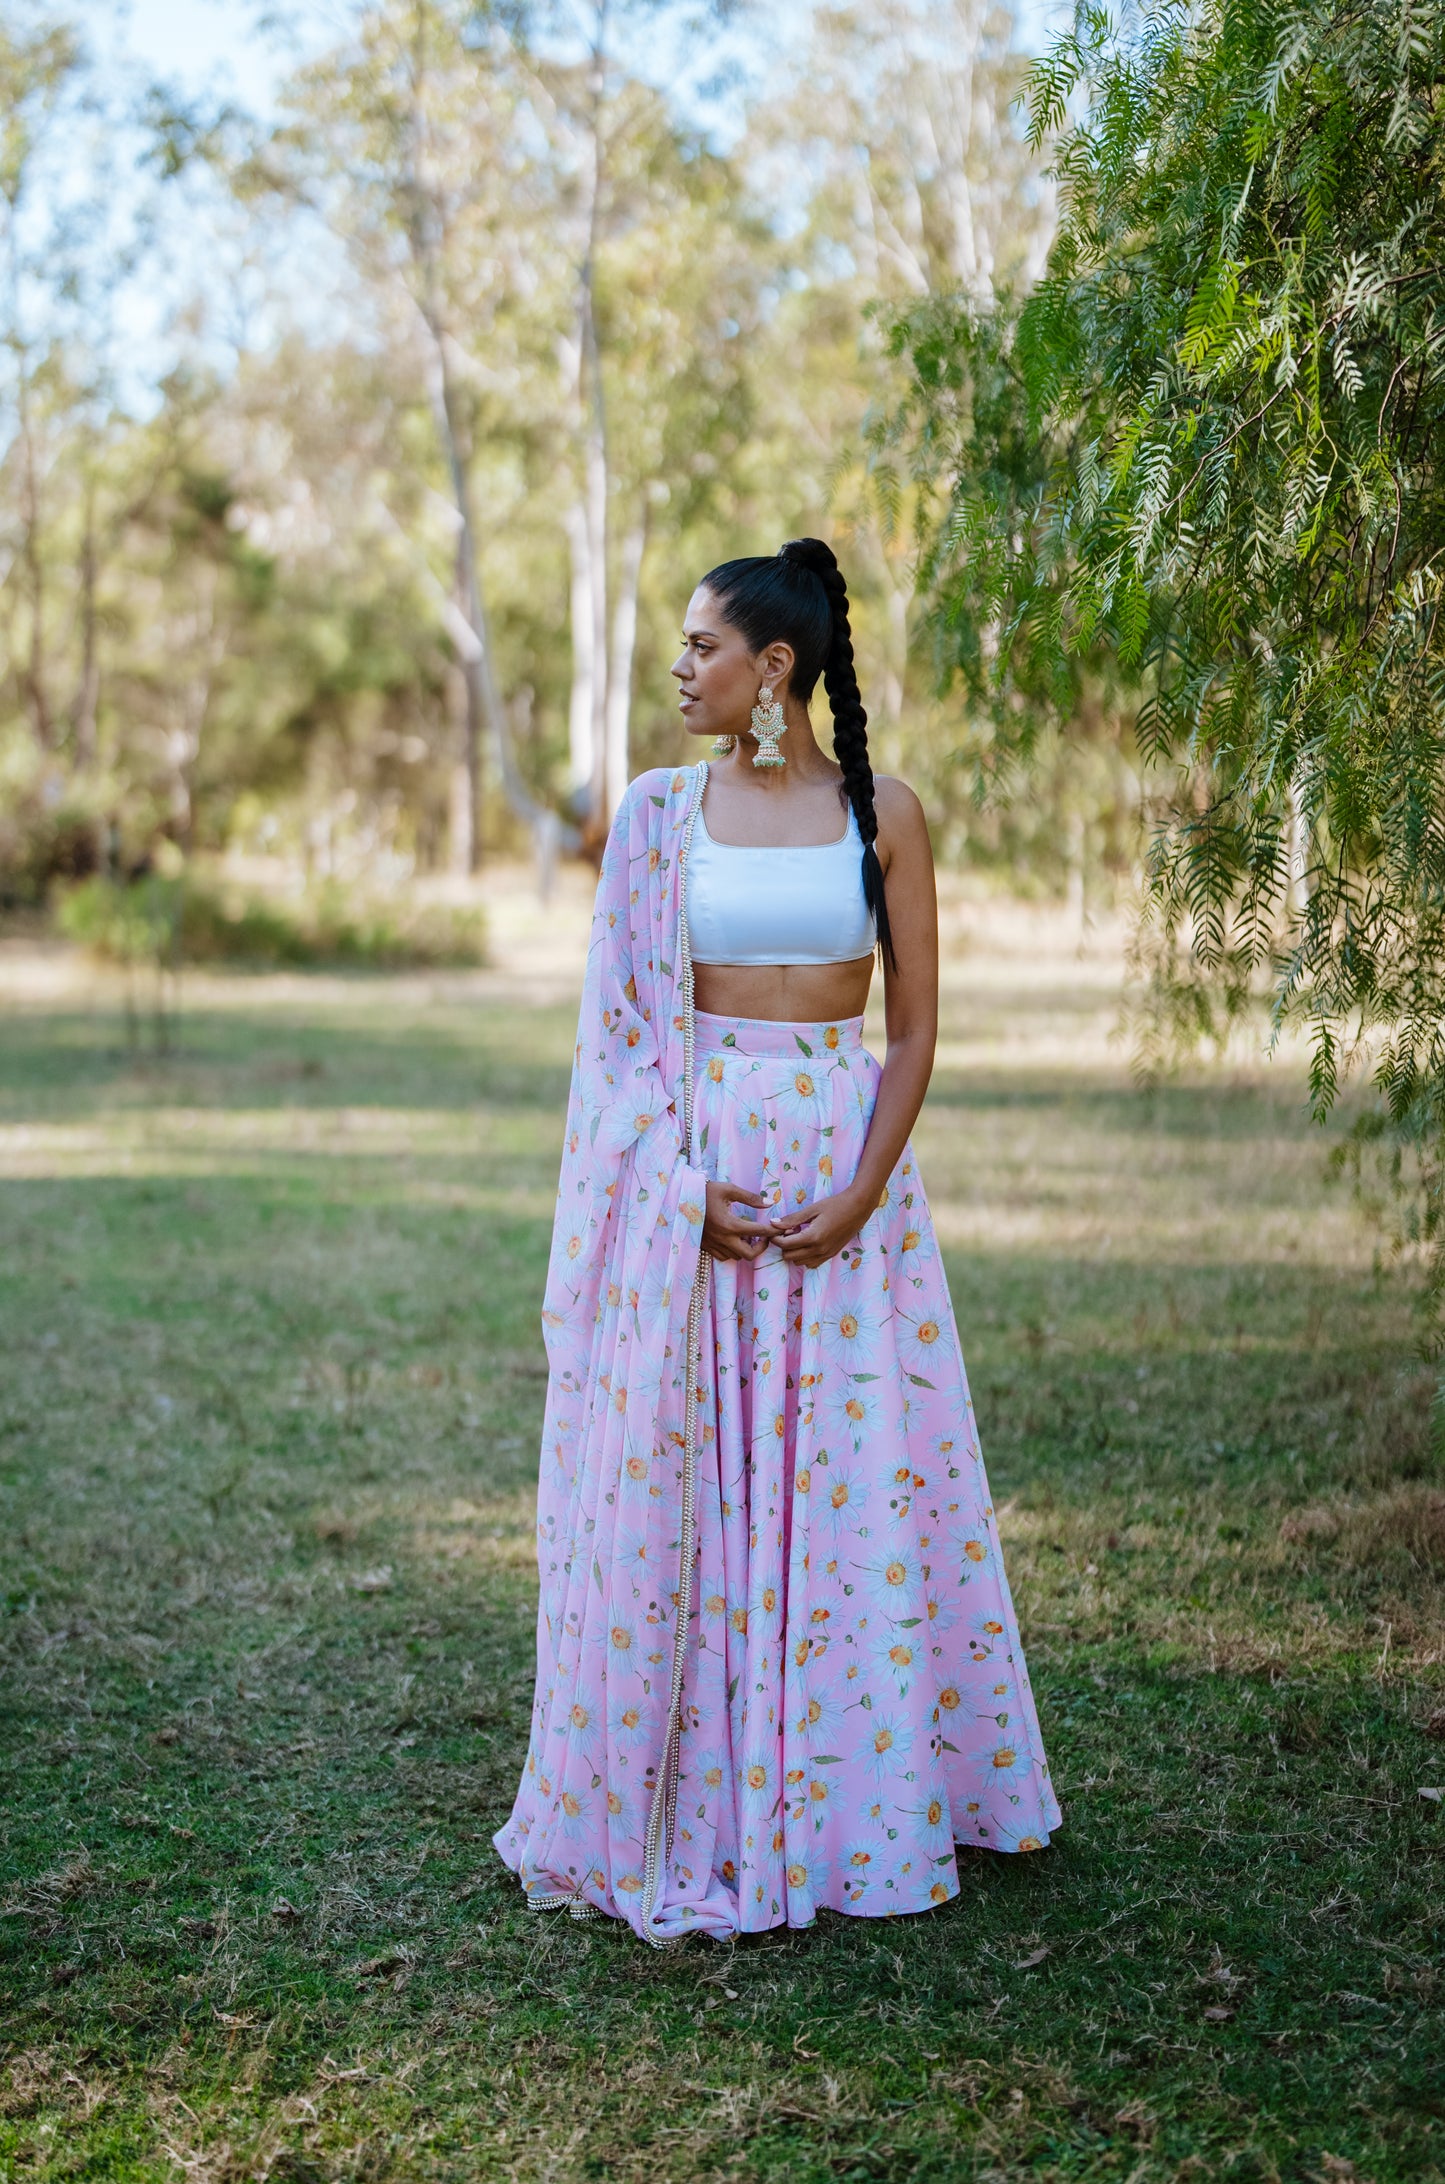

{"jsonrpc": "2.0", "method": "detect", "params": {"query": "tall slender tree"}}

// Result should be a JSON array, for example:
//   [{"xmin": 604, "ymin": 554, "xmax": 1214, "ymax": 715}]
[{"xmin": 263, "ymin": 0, "xmax": 566, "ymax": 868}]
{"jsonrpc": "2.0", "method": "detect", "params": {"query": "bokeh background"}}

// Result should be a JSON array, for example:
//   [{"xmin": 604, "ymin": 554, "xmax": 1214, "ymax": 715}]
[
  {"xmin": 2, "ymin": 6, "xmax": 1442, "ymax": 2181},
  {"xmin": 0, "ymin": 0, "xmax": 1145, "ymax": 948}
]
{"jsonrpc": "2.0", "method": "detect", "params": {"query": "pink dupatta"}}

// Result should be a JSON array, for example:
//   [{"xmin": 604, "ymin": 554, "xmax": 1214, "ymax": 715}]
[{"xmin": 494, "ymin": 762, "xmax": 715, "ymax": 1944}]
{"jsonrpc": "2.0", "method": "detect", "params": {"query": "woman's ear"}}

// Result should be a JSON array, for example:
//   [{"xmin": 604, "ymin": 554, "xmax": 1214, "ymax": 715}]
[{"xmin": 762, "ymin": 640, "xmax": 796, "ymax": 694}]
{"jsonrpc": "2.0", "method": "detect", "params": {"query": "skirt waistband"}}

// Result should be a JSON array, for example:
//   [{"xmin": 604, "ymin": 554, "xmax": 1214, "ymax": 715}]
[{"xmin": 693, "ymin": 1010, "xmax": 865, "ymax": 1058}]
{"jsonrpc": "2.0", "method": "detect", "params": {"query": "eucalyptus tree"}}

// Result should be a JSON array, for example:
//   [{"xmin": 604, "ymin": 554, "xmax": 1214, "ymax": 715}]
[
  {"xmin": 262, "ymin": 0, "xmax": 567, "ymax": 870},
  {"xmin": 249, "ymin": 0, "xmax": 767, "ymax": 855},
  {"xmin": 0, "ymin": 14, "xmax": 81, "ymax": 759},
  {"xmin": 517, "ymin": 0, "xmax": 766, "ymax": 830},
  {"xmin": 0, "ymin": 9, "xmax": 193, "ymax": 876},
  {"xmin": 890, "ymin": 0, "xmax": 1445, "ymax": 1297},
  {"xmin": 561, "ymin": 68, "xmax": 764, "ymax": 816},
  {"xmin": 755, "ymin": 0, "xmax": 1060, "ymax": 833},
  {"xmin": 777, "ymin": 0, "xmax": 1050, "ymax": 306}
]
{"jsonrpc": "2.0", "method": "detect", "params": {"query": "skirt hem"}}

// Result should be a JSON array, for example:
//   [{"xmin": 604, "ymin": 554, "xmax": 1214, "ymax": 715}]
[{"xmin": 494, "ymin": 1812, "xmax": 1062, "ymax": 1940}]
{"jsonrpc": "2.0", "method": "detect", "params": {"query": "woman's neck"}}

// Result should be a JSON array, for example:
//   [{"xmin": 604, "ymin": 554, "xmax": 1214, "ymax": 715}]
[{"xmin": 714, "ymin": 710, "xmax": 839, "ymax": 791}]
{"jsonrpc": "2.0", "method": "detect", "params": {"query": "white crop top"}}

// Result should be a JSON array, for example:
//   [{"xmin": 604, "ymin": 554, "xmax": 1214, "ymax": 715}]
[{"xmin": 686, "ymin": 796, "xmax": 879, "ymax": 966}]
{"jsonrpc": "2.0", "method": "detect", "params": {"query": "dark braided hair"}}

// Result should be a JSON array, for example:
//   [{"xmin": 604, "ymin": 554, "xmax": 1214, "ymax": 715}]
[{"xmin": 698, "ymin": 537, "xmax": 896, "ymax": 971}]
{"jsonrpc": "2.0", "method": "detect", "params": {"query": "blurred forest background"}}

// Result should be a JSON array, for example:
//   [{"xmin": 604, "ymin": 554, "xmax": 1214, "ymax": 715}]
[
  {"xmin": 0, "ymin": 0, "xmax": 1139, "ymax": 955},
  {"xmin": 5, "ymin": 8, "xmax": 1444, "ymax": 2171}
]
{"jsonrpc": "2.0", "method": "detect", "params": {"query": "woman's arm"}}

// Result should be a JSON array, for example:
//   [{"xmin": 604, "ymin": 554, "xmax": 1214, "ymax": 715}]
[{"xmin": 773, "ymin": 779, "xmax": 939, "ymax": 1268}]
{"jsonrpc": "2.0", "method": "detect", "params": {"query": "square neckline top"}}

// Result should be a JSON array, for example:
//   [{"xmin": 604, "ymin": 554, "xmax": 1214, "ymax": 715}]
[
  {"xmin": 685, "ymin": 779, "xmax": 878, "ymax": 967},
  {"xmin": 695, "ymin": 799, "xmax": 852, "ymax": 852}
]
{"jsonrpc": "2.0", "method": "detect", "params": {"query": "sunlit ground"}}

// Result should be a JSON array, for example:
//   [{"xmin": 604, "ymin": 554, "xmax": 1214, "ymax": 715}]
[{"xmin": 1, "ymin": 874, "xmax": 1441, "ymax": 2182}]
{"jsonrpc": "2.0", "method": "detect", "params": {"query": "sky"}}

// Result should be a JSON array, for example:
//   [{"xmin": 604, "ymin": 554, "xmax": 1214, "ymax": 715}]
[
  {"xmin": 74, "ymin": 0, "xmax": 1069, "ymax": 137},
  {"xmin": 74, "ymin": 1, "xmax": 338, "ymax": 116},
  {"xmin": 71, "ymin": 0, "xmax": 803, "ymax": 141}
]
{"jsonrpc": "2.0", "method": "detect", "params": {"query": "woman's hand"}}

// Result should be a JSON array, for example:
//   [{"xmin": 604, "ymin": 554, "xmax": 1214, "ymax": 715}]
[
  {"xmin": 771, "ymin": 1188, "xmax": 868, "ymax": 1269},
  {"xmin": 702, "ymin": 1179, "xmax": 776, "ymax": 1262}
]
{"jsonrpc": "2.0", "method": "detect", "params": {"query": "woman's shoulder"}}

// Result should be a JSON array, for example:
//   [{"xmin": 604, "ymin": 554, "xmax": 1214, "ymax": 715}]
[
  {"xmin": 619, "ymin": 763, "xmax": 702, "ymax": 823},
  {"xmin": 625, "ymin": 762, "xmax": 701, "ymax": 800},
  {"xmin": 871, "ymin": 773, "xmax": 928, "ymax": 833}
]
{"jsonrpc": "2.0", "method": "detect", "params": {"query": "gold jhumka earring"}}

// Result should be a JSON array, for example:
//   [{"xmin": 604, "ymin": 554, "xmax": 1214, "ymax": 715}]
[
  {"xmin": 749, "ymin": 684, "xmax": 786, "ymax": 768},
  {"xmin": 710, "ymin": 732, "xmax": 736, "ymax": 755}
]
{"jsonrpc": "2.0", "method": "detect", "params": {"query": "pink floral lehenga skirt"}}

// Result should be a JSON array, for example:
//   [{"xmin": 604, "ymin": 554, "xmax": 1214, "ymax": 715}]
[{"xmin": 495, "ymin": 1009, "xmax": 1060, "ymax": 1938}]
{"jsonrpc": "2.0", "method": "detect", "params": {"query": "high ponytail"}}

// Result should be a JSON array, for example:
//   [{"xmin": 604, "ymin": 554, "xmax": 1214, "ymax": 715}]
[{"xmin": 698, "ymin": 537, "xmax": 897, "ymax": 972}]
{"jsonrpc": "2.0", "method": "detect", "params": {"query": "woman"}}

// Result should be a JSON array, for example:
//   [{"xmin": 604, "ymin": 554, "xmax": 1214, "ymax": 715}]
[{"xmin": 494, "ymin": 537, "xmax": 1060, "ymax": 1945}]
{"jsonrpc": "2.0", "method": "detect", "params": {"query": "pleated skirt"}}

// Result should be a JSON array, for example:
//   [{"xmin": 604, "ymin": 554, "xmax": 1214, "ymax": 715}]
[{"xmin": 659, "ymin": 1011, "xmax": 1061, "ymax": 1930}]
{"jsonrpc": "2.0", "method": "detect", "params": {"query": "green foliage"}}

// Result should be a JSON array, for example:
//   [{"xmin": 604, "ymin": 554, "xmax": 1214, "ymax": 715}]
[
  {"xmin": 0, "ymin": 745, "xmax": 106, "ymax": 905},
  {"xmin": 889, "ymin": 0, "xmax": 1445, "ymax": 1318},
  {"xmin": 57, "ymin": 873, "xmax": 488, "ymax": 970},
  {"xmin": 56, "ymin": 873, "xmax": 184, "ymax": 968}
]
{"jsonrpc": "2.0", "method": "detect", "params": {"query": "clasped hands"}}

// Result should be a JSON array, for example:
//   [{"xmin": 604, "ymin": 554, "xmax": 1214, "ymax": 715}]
[{"xmin": 701, "ymin": 1177, "xmax": 863, "ymax": 1270}]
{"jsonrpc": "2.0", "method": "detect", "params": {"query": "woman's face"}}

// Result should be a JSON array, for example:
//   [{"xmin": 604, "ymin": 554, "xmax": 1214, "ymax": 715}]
[{"xmin": 670, "ymin": 587, "xmax": 793, "ymax": 742}]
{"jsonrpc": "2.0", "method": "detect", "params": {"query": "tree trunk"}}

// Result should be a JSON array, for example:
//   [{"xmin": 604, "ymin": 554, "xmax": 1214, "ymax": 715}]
[
  {"xmin": 401, "ymin": 18, "xmax": 575, "ymax": 864},
  {"xmin": 565, "ymin": 498, "xmax": 596, "ymax": 798},
  {"xmin": 604, "ymin": 513, "xmax": 645, "ymax": 820},
  {"xmin": 579, "ymin": 287, "xmax": 609, "ymax": 833},
  {"xmin": 173, "ymin": 572, "xmax": 223, "ymax": 857},
  {"xmin": 1064, "ymin": 808, "xmax": 1086, "ymax": 950},
  {"xmin": 578, "ymin": 7, "xmax": 611, "ymax": 839},
  {"xmin": 72, "ymin": 465, "xmax": 99, "ymax": 767},
  {"xmin": 17, "ymin": 372, "xmax": 53, "ymax": 751},
  {"xmin": 1285, "ymin": 777, "xmax": 1311, "ymax": 920},
  {"xmin": 879, "ymin": 565, "xmax": 909, "ymax": 753},
  {"xmin": 452, "ymin": 537, "xmax": 484, "ymax": 869},
  {"xmin": 404, "ymin": 41, "xmax": 493, "ymax": 869},
  {"xmin": 446, "ymin": 657, "xmax": 473, "ymax": 875},
  {"xmin": 417, "ymin": 302, "xmax": 555, "ymax": 867}
]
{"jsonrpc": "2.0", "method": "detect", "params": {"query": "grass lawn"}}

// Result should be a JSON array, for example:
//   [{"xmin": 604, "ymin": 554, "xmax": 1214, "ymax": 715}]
[{"xmin": 2, "ymin": 890, "xmax": 1442, "ymax": 2182}]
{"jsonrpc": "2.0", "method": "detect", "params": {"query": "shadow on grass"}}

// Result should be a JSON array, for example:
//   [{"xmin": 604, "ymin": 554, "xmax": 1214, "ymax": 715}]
[{"xmin": 0, "ymin": 1004, "xmax": 579, "ymax": 1121}]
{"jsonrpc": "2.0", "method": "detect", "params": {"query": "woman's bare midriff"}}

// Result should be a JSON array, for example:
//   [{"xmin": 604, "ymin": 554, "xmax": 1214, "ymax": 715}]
[{"xmin": 692, "ymin": 956, "xmax": 875, "ymax": 1023}]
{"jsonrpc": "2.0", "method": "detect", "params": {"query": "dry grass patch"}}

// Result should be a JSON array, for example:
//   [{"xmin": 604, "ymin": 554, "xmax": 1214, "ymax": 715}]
[
  {"xmin": 1279, "ymin": 1483, "xmax": 1445, "ymax": 1571},
  {"xmin": 414, "ymin": 1489, "xmax": 537, "ymax": 1575}
]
